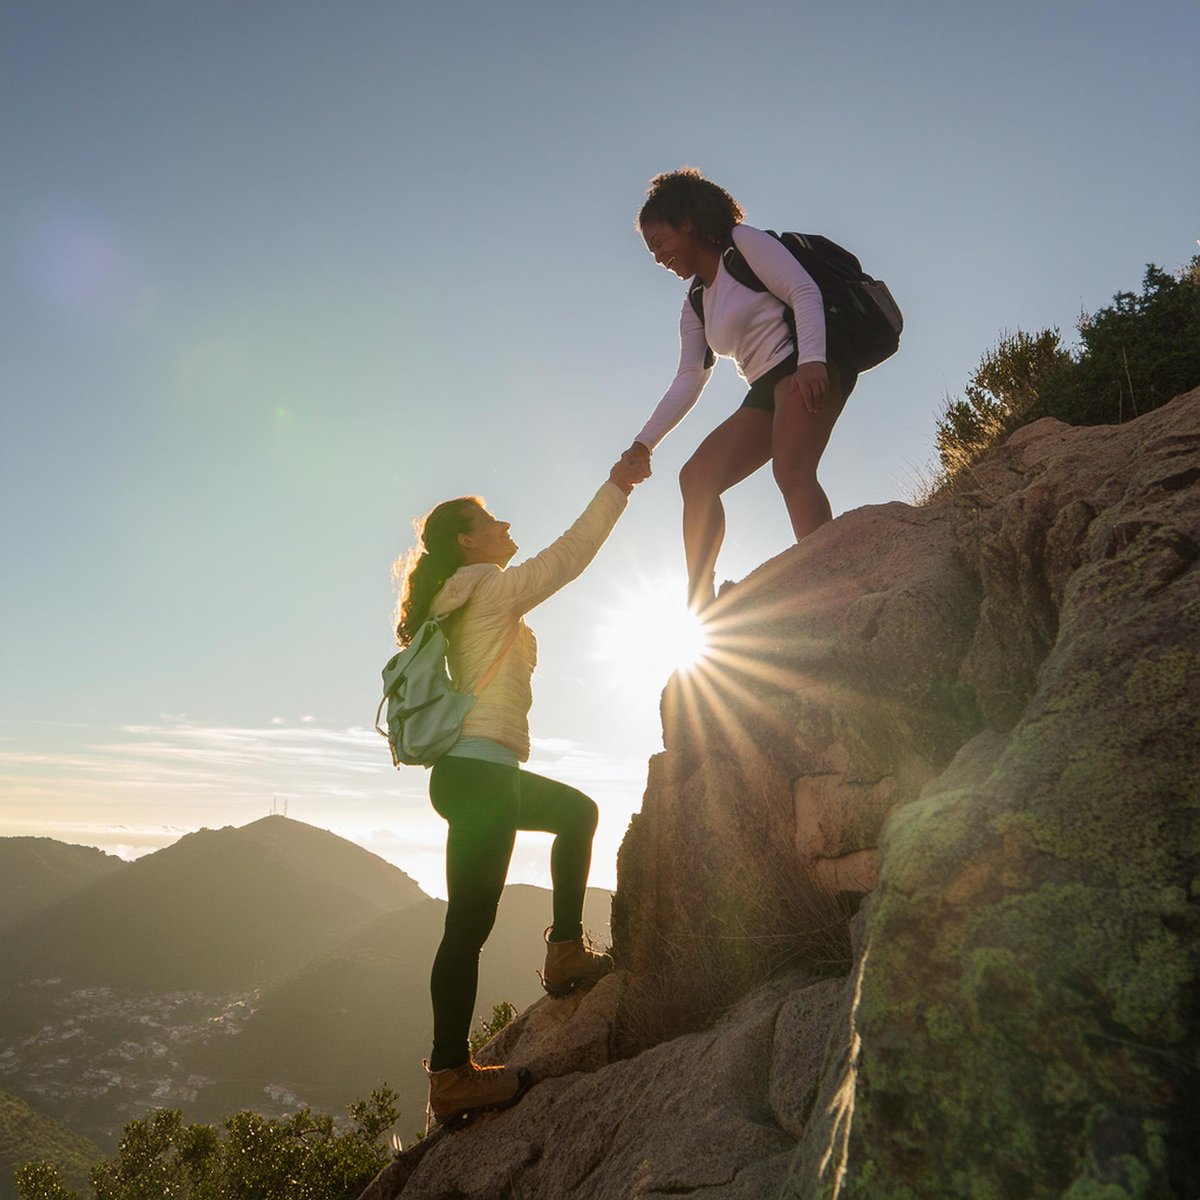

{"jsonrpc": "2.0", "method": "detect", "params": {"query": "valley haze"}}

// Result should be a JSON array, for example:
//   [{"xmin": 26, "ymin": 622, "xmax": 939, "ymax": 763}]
[{"xmin": 0, "ymin": 817, "xmax": 610, "ymax": 1153}]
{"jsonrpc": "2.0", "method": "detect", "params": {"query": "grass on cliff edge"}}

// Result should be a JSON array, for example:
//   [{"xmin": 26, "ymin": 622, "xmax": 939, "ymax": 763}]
[{"xmin": 925, "ymin": 255, "xmax": 1200, "ymax": 500}]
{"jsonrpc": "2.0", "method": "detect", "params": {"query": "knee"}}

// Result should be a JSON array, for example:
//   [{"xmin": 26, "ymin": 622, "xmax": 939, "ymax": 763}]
[
  {"xmin": 578, "ymin": 796, "xmax": 599, "ymax": 837},
  {"xmin": 772, "ymin": 455, "xmax": 818, "ymax": 493},
  {"xmin": 561, "ymin": 794, "xmax": 599, "ymax": 842},
  {"xmin": 679, "ymin": 456, "xmax": 716, "ymax": 503},
  {"xmin": 442, "ymin": 893, "xmax": 501, "ymax": 950}
]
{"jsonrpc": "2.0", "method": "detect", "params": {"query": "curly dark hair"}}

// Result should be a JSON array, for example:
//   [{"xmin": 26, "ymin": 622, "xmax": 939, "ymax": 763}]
[
  {"xmin": 636, "ymin": 167, "xmax": 745, "ymax": 245},
  {"xmin": 393, "ymin": 496, "xmax": 483, "ymax": 646}
]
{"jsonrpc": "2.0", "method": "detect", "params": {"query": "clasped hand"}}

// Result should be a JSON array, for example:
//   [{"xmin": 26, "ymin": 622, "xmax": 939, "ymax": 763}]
[{"xmin": 609, "ymin": 441, "xmax": 653, "ymax": 493}]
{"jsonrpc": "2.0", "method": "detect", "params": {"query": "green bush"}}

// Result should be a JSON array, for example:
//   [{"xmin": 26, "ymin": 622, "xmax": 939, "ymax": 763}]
[
  {"xmin": 935, "ymin": 328, "xmax": 1073, "ymax": 477},
  {"xmin": 14, "ymin": 1088, "xmax": 398, "ymax": 1200},
  {"xmin": 932, "ymin": 256, "xmax": 1200, "ymax": 491},
  {"xmin": 1062, "ymin": 258, "xmax": 1200, "ymax": 423},
  {"xmin": 467, "ymin": 1000, "xmax": 517, "ymax": 1055}
]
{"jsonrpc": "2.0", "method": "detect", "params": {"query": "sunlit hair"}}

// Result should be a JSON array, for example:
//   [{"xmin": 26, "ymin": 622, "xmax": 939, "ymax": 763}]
[
  {"xmin": 636, "ymin": 167, "xmax": 745, "ymax": 246},
  {"xmin": 393, "ymin": 496, "xmax": 483, "ymax": 646}
]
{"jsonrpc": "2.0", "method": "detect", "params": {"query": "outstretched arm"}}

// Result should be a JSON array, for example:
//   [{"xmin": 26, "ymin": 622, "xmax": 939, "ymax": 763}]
[
  {"xmin": 628, "ymin": 297, "xmax": 713, "ymax": 453},
  {"xmin": 480, "ymin": 456, "xmax": 647, "ymax": 615}
]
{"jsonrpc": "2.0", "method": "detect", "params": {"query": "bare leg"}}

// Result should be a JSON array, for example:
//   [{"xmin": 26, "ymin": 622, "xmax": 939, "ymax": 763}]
[
  {"xmin": 678, "ymin": 407, "xmax": 773, "ymax": 610},
  {"xmin": 771, "ymin": 362, "xmax": 849, "ymax": 542}
]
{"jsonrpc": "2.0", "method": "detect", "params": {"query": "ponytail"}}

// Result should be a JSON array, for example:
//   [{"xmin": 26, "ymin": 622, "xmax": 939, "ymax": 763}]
[{"xmin": 394, "ymin": 497, "xmax": 483, "ymax": 646}]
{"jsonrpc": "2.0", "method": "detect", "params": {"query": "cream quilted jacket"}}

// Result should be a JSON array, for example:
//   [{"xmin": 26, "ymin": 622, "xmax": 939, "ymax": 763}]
[{"xmin": 429, "ymin": 482, "xmax": 628, "ymax": 760}]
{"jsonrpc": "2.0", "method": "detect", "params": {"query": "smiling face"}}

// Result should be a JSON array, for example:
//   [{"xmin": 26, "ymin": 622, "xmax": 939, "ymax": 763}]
[
  {"xmin": 458, "ymin": 505, "xmax": 517, "ymax": 567},
  {"xmin": 641, "ymin": 218, "xmax": 711, "ymax": 280},
  {"xmin": 638, "ymin": 219, "xmax": 720, "ymax": 286}
]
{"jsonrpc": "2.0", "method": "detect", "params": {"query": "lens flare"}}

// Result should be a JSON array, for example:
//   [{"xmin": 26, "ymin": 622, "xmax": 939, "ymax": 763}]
[
  {"xmin": 593, "ymin": 575, "xmax": 711, "ymax": 701},
  {"xmin": 670, "ymin": 604, "xmax": 711, "ymax": 672}
]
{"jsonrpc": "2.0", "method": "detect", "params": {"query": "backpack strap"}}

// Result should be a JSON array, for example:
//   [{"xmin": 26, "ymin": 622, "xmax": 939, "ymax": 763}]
[
  {"xmin": 719, "ymin": 235, "xmax": 771, "ymax": 294},
  {"xmin": 687, "ymin": 279, "xmax": 715, "ymax": 370},
  {"xmin": 718, "ymin": 230, "xmax": 802, "ymax": 350},
  {"xmin": 687, "ymin": 231, "xmax": 784, "ymax": 370}
]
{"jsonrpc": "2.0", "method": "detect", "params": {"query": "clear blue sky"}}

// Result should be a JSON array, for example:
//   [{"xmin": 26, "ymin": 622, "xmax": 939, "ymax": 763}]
[{"xmin": 3, "ymin": 0, "xmax": 1197, "ymax": 895}]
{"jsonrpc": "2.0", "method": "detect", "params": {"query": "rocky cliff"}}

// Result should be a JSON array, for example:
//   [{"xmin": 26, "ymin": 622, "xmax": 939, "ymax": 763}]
[{"xmin": 364, "ymin": 390, "xmax": 1199, "ymax": 1200}]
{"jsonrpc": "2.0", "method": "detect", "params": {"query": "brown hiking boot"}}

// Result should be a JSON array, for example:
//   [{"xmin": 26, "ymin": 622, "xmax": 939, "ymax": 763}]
[
  {"xmin": 424, "ymin": 1058, "xmax": 532, "ymax": 1131},
  {"xmin": 540, "ymin": 928, "xmax": 614, "ymax": 998}
]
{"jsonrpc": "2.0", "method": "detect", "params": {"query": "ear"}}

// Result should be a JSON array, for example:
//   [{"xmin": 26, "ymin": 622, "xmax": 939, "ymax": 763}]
[
  {"xmin": 681, "ymin": 217, "xmax": 695, "ymax": 234},
  {"xmin": 457, "ymin": 531, "xmax": 475, "ymax": 550}
]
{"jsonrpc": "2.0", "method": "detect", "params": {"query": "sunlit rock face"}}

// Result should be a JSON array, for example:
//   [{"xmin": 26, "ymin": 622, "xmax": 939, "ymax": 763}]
[
  {"xmin": 364, "ymin": 390, "xmax": 1199, "ymax": 1200},
  {"xmin": 613, "ymin": 492, "xmax": 982, "ymax": 973},
  {"xmin": 617, "ymin": 388, "xmax": 1200, "ymax": 1199},
  {"xmin": 801, "ymin": 392, "xmax": 1200, "ymax": 1200}
]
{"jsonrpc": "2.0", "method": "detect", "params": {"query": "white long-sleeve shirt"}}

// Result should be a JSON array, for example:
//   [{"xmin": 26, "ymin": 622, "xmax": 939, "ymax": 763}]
[
  {"xmin": 429, "ymin": 482, "xmax": 628, "ymax": 761},
  {"xmin": 633, "ymin": 224, "xmax": 826, "ymax": 450}
]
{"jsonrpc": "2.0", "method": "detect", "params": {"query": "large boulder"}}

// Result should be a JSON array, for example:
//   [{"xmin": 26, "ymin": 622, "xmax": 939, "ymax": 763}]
[
  {"xmin": 362, "ymin": 390, "xmax": 1200, "ymax": 1199},
  {"xmin": 794, "ymin": 394, "xmax": 1200, "ymax": 1198}
]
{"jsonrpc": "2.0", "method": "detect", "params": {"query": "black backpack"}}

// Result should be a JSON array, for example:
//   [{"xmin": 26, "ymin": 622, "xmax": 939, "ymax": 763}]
[{"xmin": 688, "ymin": 231, "xmax": 903, "ymax": 374}]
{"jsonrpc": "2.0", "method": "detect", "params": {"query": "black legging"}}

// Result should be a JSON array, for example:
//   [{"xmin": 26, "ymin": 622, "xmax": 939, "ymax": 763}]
[{"xmin": 427, "ymin": 755, "xmax": 599, "ymax": 1071}]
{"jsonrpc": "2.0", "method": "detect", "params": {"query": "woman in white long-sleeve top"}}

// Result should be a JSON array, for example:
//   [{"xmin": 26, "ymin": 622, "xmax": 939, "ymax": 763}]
[
  {"xmin": 393, "ymin": 452, "xmax": 647, "ymax": 1129},
  {"xmin": 624, "ymin": 168, "xmax": 858, "ymax": 612}
]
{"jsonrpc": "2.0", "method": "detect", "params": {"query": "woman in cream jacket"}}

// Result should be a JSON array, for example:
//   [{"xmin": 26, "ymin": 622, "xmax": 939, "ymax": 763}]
[{"xmin": 394, "ymin": 452, "xmax": 647, "ymax": 1128}]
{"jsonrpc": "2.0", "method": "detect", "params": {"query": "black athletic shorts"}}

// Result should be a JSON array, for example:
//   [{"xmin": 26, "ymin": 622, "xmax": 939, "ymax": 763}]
[{"xmin": 741, "ymin": 348, "xmax": 858, "ymax": 412}]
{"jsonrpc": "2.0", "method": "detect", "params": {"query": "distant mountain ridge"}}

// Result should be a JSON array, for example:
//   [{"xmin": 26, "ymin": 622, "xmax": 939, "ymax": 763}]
[
  {"xmin": 0, "ymin": 820, "xmax": 611, "ymax": 1151},
  {"xmin": 0, "ymin": 839, "xmax": 126, "ymax": 935},
  {"xmin": 0, "ymin": 817, "xmax": 425, "ymax": 990},
  {"xmin": 182, "ymin": 883, "xmax": 612, "ymax": 1129}
]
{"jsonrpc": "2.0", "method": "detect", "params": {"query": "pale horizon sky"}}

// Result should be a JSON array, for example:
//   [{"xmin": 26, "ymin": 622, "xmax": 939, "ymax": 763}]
[{"xmin": 3, "ymin": 1, "xmax": 1197, "ymax": 898}]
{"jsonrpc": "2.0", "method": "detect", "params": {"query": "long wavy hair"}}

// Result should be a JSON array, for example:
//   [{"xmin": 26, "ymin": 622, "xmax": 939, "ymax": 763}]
[
  {"xmin": 393, "ymin": 496, "xmax": 483, "ymax": 646},
  {"xmin": 636, "ymin": 167, "xmax": 745, "ymax": 246}
]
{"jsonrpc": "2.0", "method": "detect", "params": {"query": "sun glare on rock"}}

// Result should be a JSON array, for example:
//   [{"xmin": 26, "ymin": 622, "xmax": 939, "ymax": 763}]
[
  {"xmin": 594, "ymin": 577, "xmax": 711, "ymax": 699},
  {"xmin": 670, "ymin": 605, "xmax": 711, "ymax": 672}
]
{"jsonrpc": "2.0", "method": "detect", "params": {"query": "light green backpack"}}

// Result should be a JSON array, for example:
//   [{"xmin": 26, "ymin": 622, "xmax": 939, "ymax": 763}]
[{"xmin": 376, "ymin": 619, "xmax": 516, "ymax": 768}]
